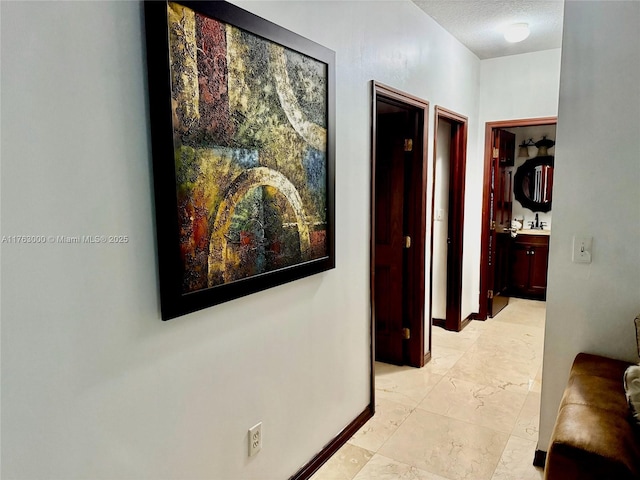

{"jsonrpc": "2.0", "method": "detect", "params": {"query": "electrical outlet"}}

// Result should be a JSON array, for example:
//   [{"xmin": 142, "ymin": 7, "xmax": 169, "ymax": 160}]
[{"xmin": 248, "ymin": 422, "xmax": 262, "ymax": 456}]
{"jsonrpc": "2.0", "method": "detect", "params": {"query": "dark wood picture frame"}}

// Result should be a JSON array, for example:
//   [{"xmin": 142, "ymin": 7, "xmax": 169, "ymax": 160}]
[{"xmin": 145, "ymin": 1, "xmax": 336, "ymax": 320}]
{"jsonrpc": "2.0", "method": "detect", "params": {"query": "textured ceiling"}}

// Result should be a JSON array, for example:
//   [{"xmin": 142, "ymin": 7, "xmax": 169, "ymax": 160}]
[{"xmin": 411, "ymin": 0, "xmax": 564, "ymax": 59}]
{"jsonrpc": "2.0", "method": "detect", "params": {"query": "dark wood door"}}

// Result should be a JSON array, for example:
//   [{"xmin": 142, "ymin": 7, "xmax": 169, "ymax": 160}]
[
  {"xmin": 372, "ymin": 83, "xmax": 428, "ymax": 368},
  {"xmin": 435, "ymin": 108, "xmax": 469, "ymax": 333},
  {"xmin": 488, "ymin": 129, "xmax": 515, "ymax": 317},
  {"xmin": 374, "ymin": 110, "xmax": 407, "ymax": 365}
]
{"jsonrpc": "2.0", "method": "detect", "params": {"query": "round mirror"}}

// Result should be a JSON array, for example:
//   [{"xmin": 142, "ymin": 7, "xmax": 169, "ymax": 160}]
[{"xmin": 513, "ymin": 155, "xmax": 554, "ymax": 213}]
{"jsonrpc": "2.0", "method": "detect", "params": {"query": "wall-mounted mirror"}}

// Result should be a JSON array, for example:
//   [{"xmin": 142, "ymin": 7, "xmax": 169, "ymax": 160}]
[{"xmin": 513, "ymin": 155, "xmax": 554, "ymax": 213}]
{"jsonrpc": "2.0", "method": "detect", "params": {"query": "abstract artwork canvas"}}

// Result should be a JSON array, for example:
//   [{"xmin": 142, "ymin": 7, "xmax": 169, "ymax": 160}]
[{"xmin": 145, "ymin": 1, "xmax": 335, "ymax": 319}]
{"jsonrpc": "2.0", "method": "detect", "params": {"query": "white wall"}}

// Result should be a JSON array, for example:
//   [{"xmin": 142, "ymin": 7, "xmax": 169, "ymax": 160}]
[
  {"xmin": 0, "ymin": 1, "xmax": 480, "ymax": 478},
  {"xmin": 538, "ymin": 0, "xmax": 640, "ymax": 452},
  {"xmin": 479, "ymin": 49, "xmax": 562, "ymax": 124}
]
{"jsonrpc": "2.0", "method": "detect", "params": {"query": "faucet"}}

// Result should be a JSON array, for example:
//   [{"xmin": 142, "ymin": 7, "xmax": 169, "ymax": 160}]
[{"xmin": 535, "ymin": 213, "xmax": 539, "ymax": 229}]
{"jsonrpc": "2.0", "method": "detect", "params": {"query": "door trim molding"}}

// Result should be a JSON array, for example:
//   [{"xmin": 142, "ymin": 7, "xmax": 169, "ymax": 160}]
[
  {"xmin": 371, "ymin": 81, "xmax": 429, "ymax": 367},
  {"xmin": 430, "ymin": 106, "xmax": 468, "ymax": 332},
  {"xmin": 373, "ymin": 81, "xmax": 432, "ymax": 110},
  {"xmin": 477, "ymin": 116, "xmax": 557, "ymax": 320}
]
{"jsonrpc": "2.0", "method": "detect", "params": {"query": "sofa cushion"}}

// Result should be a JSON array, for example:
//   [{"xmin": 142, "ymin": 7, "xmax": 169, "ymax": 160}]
[
  {"xmin": 562, "ymin": 373, "xmax": 629, "ymax": 416},
  {"xmin": 544, "ymin": 353, "xmax": 640, "ymax": 480},
  {"xmin": 549, "ymin": 403, "xmax": 640, "ymax": 478}
]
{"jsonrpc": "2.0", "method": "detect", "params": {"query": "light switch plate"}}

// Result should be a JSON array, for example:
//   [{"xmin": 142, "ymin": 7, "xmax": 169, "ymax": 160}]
[{"xmin": 572, "ymin": 235, "xmax": 592, "ymax": 264}]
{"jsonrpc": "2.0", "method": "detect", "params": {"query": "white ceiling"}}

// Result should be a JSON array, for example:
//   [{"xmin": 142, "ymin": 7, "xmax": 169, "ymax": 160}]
[{"xmin": 411, "ymin": 0, "xmax": 565, "ymax": 59}]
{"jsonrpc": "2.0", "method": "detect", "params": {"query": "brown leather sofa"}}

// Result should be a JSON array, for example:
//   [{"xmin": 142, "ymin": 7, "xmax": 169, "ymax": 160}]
[{"xmin": 545, "ymin": 353, "xmax": 640, "ymax": 479}]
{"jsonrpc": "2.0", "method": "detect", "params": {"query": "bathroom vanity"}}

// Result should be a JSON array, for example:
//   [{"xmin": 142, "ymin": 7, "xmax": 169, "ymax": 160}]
[{"xmin": 510, "ymin": 231, "xmax": 550, "ymax": 300}]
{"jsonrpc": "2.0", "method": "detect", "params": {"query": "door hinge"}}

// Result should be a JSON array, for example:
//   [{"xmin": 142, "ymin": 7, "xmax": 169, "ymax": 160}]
[
  {"xmin": 487, "ymin": 289, "xmax": 494, "ymax": 299},
  {"xmin": 404, "ymin": 235, "xmax": 411, "ymax": 249},
  {"xmin": 490, "ymin": 221, "xmax": 496, "ymax": 231},
  {"xmin": 493, "ymin": 147, "xmax": 499, "ymax": 159},
  {"xmin": 404, "ymin": 139, "xmax": 413, "ymax": 152},
  {"xmin": 402, "ymin": 327, "xmax": 411, "ymax": 340}
]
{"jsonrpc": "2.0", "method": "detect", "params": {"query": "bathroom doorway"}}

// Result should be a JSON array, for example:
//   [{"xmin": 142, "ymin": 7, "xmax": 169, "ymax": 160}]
[{"xmin": 478, "ymin": 117, "xmax": 557, "ymax": 320}]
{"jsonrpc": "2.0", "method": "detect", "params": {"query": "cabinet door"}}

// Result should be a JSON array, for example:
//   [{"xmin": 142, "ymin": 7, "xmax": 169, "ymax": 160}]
[
  {"xmin": 510, "ymin": 243, "xmax": 531, "ymax": 293},
  {"xmin": 494, "ymin": 233, "xmax": 511, "ymax": 296},
  {"xmin": 528, "ymin": 245, "xmax": 549, "ymax": 297},
  {"xmin": 497, "ymin": 129, "xmax": 516, "ymax": 166}
]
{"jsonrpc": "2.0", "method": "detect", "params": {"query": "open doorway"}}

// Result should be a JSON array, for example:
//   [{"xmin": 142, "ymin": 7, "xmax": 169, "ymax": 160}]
[
  {"xmin": 371, "ymin": 82, "xmax": 428, "ymax": 367},
  {"xmin": 478, "ymin": 117, "xmax": 557, "ymax": 320},
  {"xmin": 430, "ymin": 106, "xmax": 469, "ymax": 332}
]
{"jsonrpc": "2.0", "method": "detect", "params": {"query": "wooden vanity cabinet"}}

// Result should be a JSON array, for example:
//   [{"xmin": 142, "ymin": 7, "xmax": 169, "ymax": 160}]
[{"xmin": 510, "ymin": 234, "xmax": 549, "ymax": 300}]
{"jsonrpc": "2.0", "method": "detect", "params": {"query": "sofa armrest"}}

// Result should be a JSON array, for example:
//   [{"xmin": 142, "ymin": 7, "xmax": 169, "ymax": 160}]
[{"xmin": 544, "ymin": 353, "xmax": 640, "ymax": 480}]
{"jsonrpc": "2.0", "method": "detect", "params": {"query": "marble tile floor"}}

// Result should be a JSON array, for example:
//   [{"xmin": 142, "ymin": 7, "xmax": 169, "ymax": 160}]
[{"xmin": 310, "ymin": 298, "xmax": 545, "ymax": 480}]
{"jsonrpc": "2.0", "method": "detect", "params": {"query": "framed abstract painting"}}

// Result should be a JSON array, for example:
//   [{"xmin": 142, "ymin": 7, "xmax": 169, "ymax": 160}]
[{"xmin": 144, "ymin": 1, "xmax": 335, "ymax": 320}]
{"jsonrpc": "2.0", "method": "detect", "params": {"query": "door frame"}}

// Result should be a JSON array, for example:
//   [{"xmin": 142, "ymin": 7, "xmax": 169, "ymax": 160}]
[
  {"xmin": 477, "ymin": 116, "xmax": 557, "ymax": 320},
  {"xmin": 371, "ymin": 81, "xmax": 429, "ymax": 369},
  {"xmin": 429, "ymin": 106, "xmax": 468, "ymax": 333}
]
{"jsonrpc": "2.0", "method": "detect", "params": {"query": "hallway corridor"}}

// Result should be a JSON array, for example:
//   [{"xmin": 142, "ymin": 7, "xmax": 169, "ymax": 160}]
[{"xmin": 311, "ymin": 298, "xmax": 545, "ymax": 480}]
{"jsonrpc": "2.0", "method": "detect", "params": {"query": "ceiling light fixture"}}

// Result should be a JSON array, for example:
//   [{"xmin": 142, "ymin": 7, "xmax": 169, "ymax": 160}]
[{"xmin": 504, "ymin": 23, "xmax": 530, "ymax": 43}]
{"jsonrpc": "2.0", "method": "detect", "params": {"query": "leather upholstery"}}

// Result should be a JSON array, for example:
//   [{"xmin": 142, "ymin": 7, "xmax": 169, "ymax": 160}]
[{"xmin": 545, "ymin": 353, "xmax": 640, "ymax": 480}]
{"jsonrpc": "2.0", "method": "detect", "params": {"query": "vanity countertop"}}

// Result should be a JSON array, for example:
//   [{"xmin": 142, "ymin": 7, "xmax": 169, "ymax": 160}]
[{"xmin": 517, "ymin": 229, "xmax": 551, "ymax": 236}]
